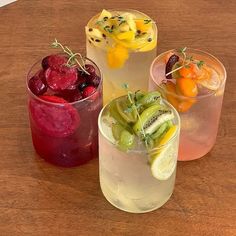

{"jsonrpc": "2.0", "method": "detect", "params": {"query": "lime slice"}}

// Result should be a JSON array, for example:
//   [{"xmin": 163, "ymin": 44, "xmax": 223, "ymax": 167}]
[{"xmin": 150, "ymin": 125, "xmax": 177, "ymax": 180}]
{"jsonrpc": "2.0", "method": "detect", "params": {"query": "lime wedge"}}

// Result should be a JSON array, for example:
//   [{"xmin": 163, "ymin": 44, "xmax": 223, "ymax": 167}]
[{"xmin": 150, "ymin": 125, "xmax": 177, "ymax": 180}]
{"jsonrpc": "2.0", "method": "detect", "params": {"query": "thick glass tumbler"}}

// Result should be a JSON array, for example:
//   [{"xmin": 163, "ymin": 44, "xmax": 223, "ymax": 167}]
[
  {"xmin": 149, "ymin": 48, "xmax": 226, "ymax": 161},
  {"xmin": 86, "ymin": 9, "xmax": 157, "ymax": 103},
  {"xmin": 98, "ymin": 95, "xmax": 180, "ymax": 213},
  {"xmin": 27, "ymin": 58, "xmax": 103, "ymax": 167}
]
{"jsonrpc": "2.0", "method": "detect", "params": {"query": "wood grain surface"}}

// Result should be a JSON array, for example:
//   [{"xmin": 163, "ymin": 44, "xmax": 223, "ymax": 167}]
[{"xmin": 0, "ymin": 0, "xmax": 235, "ymax": 235}]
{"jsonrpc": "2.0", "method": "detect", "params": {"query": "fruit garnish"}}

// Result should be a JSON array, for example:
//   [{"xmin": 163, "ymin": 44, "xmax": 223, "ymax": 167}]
[
  {"xmin": 105, "ymin": 85, "xmax": 178, "ymax": 179},
  {"xmin": 45, "ymin": 65, "xmax": 78, "ymax": 91},
  {"xmin": 51, "ymin": 38, "xmax": 89, "ymax": 75},
  {"xmin": 56, "ymin": 89, "xmax": 82, "ymax": 103},
  {"xmin": 82, "ymin": 86, "xmax": 96, "ymax": 98},
  {"xmin": 39, "ymin": 95, "xmax": 67, "ymax": 103},
  {"xmin": 116, "ymin": 98, "xmax": 138, "ymax": 123},
  {"xmin": 135, "ymin": 19, "xmax": 152, "ymax": 32},
  {"xmin": 176, "ymin": 77, "xmax": 198, "ymax": 97},
  {"xmin": 42, "ymin": 55, "xmax": 68, "ymax": 70},
  {"xmin": 138, "ymin": 91, "xmax": 161, "ymax": 109},
  {"xmin": 112, "ymin": 123, "xmax": 125, "ymax": 140},
  {"xmin": 196, "ymin": 65, "xmax": 221, "ymax": 91},
  {"xmin": 28, "ymin": 75, "xmax": 47, "ymax": 96},
  {"xmin": 86, "ymin": 10, "xmax": 156, "ymax": 68},
  {"xmin": 150, "ymin": 125, "xmax": 177, "ymax": 180},
  {"xmin": 179, "ymin": 63, "xmax": 196, "ymax": 78},
  {"xmin": 178, "ymin": 98, "xmax": 196, "ymax": 113},
  {"xmin": 165, "ymin": 47, "xmax": 205, "ymax": 78},
  {"xmin": 118, "ymin": 130, "xmax": 135, "ymax": 151},
  {"xmin": 107, "ymin": 44, "xmax": 129, "ymax": 68},
  {"xmin": 165, "ymin": 54, "xmax": 179, "ymax": 79},
  {"xmin": 151, "ymin": 121, "xmax": 170, "ymax": 141},
  {"xmin": 165, "ymin": 81, "xmax": 179, "ymax": 108},
  {"xmin": 116, "ymin": 31, "xmax": 135, "ymax": 41},
  {"xmin": 97, "ymin": 9, "xmax": 112, "ymax": 21},
  {"xmin": 133, "ymin": 105, "xmax": 174, "ymax": 136},
  {"xmin": 30, "ymin": 96, "xmax": 80, "ymax": 137}
]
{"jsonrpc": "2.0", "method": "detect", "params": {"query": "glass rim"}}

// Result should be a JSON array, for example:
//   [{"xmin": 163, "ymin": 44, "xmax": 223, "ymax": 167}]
[
  {"xmin": 87, "ymin": 8, "xmax": 157, "ymax": 26},
  {"xmin": 98, "ymin": 95, "xmax": 180, "ymax": 154},
  {"xmin": 150, "ymin": 48, "xmax": 227, "ymax": 100},
  {"xmin": 26, "ymin": 55, "xmax": 103, "ymax": 106},
  {"xmin": 86, "ymin": 9, "xmax": 158, "ymax": 53}
]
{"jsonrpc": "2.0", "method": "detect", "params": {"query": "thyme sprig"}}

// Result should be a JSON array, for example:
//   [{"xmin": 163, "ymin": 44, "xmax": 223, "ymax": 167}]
[
  {"xmin": 165, "ymin": 47, "xmax": 205, "ymax": 77},
  {"xmin": 51, "ymin": 38, "xmax": 89, "ymax": 75},
  {"xmin": 122, "ymin": 83, "xmax": 150, "ymax": 148}
]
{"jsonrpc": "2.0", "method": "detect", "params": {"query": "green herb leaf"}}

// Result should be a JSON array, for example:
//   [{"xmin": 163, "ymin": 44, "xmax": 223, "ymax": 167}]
[
  {"xmin": 122, "ymin": 83, "xmax": 129, "ymax": 89},
  {"xmin": 197, "ymin": 60, "xmax": 204, "ymax": 69},
  {"xmin": 144, "ymin": 19, "xmax": 151, "ymax": 24}
]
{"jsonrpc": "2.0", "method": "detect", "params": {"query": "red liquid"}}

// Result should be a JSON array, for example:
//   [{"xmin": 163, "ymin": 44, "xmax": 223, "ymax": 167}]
[{"xmin": 29, "ymin": 95, "xmax": 102, "ymax": 167}]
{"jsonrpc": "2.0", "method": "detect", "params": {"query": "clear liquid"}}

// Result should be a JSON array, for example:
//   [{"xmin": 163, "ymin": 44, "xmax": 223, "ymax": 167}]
[
  {"xmin": 86, "ymin": 10, "xmax": 157, "ymax": 104},
  {"xmin": 98, "ymin": 104, "xmax": 179, "ymax": 213},
  {"xmin": 87, "ymin": 44, "xmax": 156, "ymax": 104}
]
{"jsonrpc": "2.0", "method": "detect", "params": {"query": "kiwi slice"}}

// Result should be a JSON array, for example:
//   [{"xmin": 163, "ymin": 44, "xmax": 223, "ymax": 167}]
[
  {"xmin": 118, "ymin": 130, "xmax": 135, "ymax": 151},
  {"xmin": 116, "ymin": 99, "xmax": 137, "ymax": 123},
  {"xmin": 151, "ymin": 121, "xmax": 169, "ymax": 140},
  {"xmin": 133, "ymin": 104, "xmax": 174, "ymax": 135},
  {"xmin": 109, "ymin": 101, "xmax": 128, "ymax": 128},
  {"xmin": 138, "ymin": 91, "xmax": 161, "ymax": 108},
  {"xmin": 112, "ymin": 123, "xmax": 125, "ymax": 140}
]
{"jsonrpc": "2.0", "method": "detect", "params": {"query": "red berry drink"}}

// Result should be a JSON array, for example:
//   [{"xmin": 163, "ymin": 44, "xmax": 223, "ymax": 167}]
[{"xmin": 27, "ymin": 43, "xmax": 102, "ymax": 167}]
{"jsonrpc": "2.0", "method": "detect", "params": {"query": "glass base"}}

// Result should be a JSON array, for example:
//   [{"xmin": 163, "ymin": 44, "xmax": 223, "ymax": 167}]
[{"xmin": 100, "ymin": 182, "xmax": 173, "ymax": 213}]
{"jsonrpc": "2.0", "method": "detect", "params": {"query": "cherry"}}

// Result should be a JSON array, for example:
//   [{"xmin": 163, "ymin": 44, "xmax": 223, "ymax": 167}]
[
  {"xmin": 82, "ymin": 86, "xmax": 96, "ymax": 98},
  {"xmin": 45, "ymin": 65, "xmax": 78, "ymax": 91},
  {"xmin": 28, "ymin": 75, "xmax": 47, "ymax": 96},
  {"xmin": 87, "ymin": 74, "xmax": 101, "ymax": 87},
  {"xmin": 42, "ymin": 55, "xmax": 68, "ymax": 70},
  {"xmin": 56, "ymin": 89, "xmax": 82, "ymax": 103}
]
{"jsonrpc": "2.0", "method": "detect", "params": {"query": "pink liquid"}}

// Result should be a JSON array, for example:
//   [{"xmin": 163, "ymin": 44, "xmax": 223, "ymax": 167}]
[{"xmin": 149, "ymin": 49, "xmax": 226, "ymax": 161}]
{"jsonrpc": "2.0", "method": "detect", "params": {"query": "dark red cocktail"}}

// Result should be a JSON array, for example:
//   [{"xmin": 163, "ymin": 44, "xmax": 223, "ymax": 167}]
[{"xmin": 27, "ymin": 51, "xmax": 102, "ymax": 167}]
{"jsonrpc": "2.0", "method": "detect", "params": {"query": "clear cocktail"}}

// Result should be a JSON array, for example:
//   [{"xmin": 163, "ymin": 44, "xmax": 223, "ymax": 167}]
[
  {"xmin": 149, "ymin": 48, "xmax": 226, "ymax": 161},
  {"xmin": 98, "ymin": 91, "xmax": 180, "ymax": 213},
  {"xmin": 86, "ymin": 9, "xmax": 157, "ymax": 103}
]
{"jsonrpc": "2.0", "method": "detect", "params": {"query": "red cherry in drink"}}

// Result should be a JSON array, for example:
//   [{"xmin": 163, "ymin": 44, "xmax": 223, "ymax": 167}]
[
  {"xmin": 82, "ymin": 86, "xmax": 96, "ymax": 98},
  {"xmin": 28, "ymin": 75, "xmax": 47, "ymax": 95},
  {"xmin": 87, "ymin": 74, "xmax": 101, "ymax": 87},
  {"xmin": 45, "ymin": 65, "xmax": 78, "ymax": 91},
  {"xmin": 42, "ymin": 55, "xmax": 68, "ymax": 70}
]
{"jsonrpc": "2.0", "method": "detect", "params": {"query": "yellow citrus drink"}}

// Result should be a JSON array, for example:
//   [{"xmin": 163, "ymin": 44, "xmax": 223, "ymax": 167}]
[
  {"xmin": 86, "ymin": 9, "xmax": 157, "ymax": 104},
  {"xmin": 98, "ymin": 92, "xmax": 180, "ymax": 213}
]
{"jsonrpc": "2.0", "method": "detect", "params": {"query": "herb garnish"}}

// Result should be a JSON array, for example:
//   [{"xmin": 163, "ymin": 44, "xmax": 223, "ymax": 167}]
[
  {"xmin": 165, "ymin": 47, "xmax": 205, "ymax": 77},
  {"xmin": 51, "ymin": 39, "xmax": 89, "ymax": 75}
]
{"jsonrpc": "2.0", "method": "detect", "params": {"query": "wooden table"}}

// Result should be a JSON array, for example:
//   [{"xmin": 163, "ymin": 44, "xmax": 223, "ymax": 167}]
[{"xmin": 0, "ymin": 0, "xmax": 235, "ymax": 235}]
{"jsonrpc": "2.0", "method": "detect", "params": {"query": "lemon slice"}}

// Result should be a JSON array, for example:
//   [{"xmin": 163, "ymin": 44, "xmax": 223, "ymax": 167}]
[
  {"xmin": 196, "ymin": 67, "xmax": 221, "ymax": 91},
  {"xmin": 150, "ymin": 125, "xmax": 177, "ymax": 180}
]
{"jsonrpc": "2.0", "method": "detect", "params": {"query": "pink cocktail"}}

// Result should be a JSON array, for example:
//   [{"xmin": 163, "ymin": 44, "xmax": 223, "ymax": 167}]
[
  {"xmin": 27, "ymin": 47, "xmax": 103, "ymax": 167},
  {"xmin": 149, "ymin": 48, "xmax": 226, "ymax": 161}
]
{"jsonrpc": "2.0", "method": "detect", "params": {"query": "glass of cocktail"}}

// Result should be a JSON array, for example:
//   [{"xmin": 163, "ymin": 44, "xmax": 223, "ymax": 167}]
[
  {"xmin": 149, "ymin": 48, "xmax": 226, "ymax": 161},
  {"xmin": 86, "ymin": 9, "xmax": 157, "ymax": 103},
  {"xmin": 98, "ymin": 90, "xmax": 180, "ymax": 213},
  {"xmin": 27, "ymin": 40, "xmax": 103, "ymax": 167}
]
